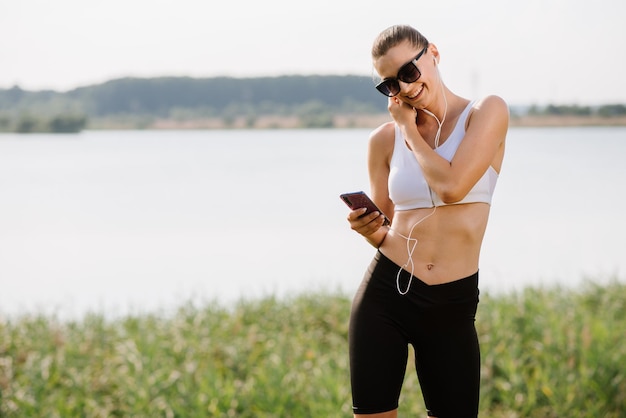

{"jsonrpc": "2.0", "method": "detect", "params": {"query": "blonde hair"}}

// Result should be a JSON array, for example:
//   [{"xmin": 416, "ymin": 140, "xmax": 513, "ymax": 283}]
[{"xmin": 371, "ymin": 25, "xmax": 429, "ymax": 60}]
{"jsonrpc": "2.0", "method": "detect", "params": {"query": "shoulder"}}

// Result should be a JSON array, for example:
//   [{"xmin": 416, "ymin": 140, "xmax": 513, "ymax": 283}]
[
  {"xmin": 368, "ymin": 121, "xmax": 396, "ymax": 151},
  {"xmin": 470, "ymin": 95, "xmax": 509, "ymax": 123},
  {"xmin": 367, "ymin": 121, "xmax": 395, "ymax": 167},
  {"xmin": 467, "ymin": 95, "xmax": 509, "ymax": 137}
]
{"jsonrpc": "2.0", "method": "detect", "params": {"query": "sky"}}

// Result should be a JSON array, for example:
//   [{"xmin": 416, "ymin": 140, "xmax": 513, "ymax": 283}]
[{"xmin": 1, "ymin": 0, "xmax": 625, "ymax": 105}]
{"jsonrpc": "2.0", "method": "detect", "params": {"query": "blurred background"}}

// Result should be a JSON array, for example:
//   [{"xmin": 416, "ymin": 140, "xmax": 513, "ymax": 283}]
[
  {"xmin": 1, "ymin": 0, "xmax": 625, "ymax": 318},
  {"xmin": 2, "ymin": 0, "xmax": 625, "ymax": 104}
]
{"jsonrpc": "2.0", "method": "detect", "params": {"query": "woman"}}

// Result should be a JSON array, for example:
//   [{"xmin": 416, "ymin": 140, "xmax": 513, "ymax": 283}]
[{"xmin": 346, "ymin": 25, "xmax": 508, "ymax": 418}]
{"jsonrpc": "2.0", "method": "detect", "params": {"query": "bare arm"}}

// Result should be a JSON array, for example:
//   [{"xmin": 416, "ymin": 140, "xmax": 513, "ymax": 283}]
[
  {"xmin": 394, "ymin": 96, "xmax": 508, "ymax": 203},
  {"xmin": 346, "ymin": 123, "xmax": 395, "ymax": 248},
  {"xmin": 368, "ymin": 123, "xmax": 395, "ymax": 221}
]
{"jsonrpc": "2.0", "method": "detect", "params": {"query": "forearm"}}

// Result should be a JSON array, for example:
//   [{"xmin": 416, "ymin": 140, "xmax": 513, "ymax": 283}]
[
  {"xmin": 401, "ymin": 123, "xmax": 450, "ymax": 185},
  {"xmin": 364, "ymin": 226, "xmax": 389, "ymax": 248}
]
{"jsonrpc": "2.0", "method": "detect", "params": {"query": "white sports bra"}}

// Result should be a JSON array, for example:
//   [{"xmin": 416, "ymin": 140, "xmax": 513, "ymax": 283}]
[{"xmin": 388, "ymin": 101, "xmax": 498, "ymax": 210}]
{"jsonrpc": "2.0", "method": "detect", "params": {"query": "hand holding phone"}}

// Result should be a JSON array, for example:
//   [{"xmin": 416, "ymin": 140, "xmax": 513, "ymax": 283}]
[{"xmin": 340, "ymin": 191, "xmax": 390, "ymax": 226}]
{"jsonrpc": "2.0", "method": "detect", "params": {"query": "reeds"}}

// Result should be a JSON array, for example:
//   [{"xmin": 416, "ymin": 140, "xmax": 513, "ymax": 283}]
[{"xmin": 1, "ymin": 281, "xmax": 624, "ymax": 417}]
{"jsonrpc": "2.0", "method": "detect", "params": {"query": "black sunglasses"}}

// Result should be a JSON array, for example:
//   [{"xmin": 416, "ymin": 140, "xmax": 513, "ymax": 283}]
[{"xmin": 375, "ymin": 45, "xmax": 429, "ymax": 97}]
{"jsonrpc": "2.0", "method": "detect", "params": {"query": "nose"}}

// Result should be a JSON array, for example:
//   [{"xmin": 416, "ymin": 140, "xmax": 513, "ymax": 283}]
[{"xmin": 398, "ymin": 80, "xmax": 413, "ymax": 94}]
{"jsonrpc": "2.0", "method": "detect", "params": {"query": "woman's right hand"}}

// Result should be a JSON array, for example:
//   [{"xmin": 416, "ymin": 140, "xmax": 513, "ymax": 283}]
[{"xmin": 347, "ymin": 207, "xmax": 387, "ymax": 240}]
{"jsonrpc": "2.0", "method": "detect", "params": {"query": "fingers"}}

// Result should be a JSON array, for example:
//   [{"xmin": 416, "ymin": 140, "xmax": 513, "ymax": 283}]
[
  {"xmin": 387, "ymin": 97, "xmax": 401, "ymax": 111},
  {"xmin": 387, "ymin": 97, "xmax": 416, "ymax": 126},
  {"xmin": 346, "ymin": 207, "xmax": 367, "ymax": 221},
  {"xmin": 347, "ymin": 208, "xmax": 385, "ymax": 236}
]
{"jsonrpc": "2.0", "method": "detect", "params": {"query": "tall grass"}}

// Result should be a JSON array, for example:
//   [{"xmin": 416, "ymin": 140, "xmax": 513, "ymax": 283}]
[
  {"xmin": 477, "ymin": 281, "xmax": 626, "ymax": 418},
  {"xmin": 1, "ymin": 281, "xmax": 624, "ymax": 417}
]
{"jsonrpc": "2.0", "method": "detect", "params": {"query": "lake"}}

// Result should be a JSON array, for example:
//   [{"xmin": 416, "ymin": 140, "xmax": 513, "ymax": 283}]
[{"xmin": 1, "ymin": 127, "xmax": 625, "ymax": 318}]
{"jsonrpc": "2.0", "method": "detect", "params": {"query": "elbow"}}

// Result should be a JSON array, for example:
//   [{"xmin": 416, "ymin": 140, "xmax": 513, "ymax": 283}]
[{"xmin": 437, "ymin": 186, "xmax": 467, "ymax": 204}]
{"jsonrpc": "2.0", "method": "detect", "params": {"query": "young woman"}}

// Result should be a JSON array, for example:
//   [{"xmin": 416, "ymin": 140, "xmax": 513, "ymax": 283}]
[{"xmin": 346, "ymin": 25, "xmax": 508, "ymax": 418}]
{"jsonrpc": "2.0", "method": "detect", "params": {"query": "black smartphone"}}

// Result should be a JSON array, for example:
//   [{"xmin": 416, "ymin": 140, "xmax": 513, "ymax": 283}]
[{"xmin": 340, "ymin": 191, "xmax": 390, "ymax": 226}]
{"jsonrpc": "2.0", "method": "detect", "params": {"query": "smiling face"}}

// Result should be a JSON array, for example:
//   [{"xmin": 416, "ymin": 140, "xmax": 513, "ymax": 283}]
[
  {"xmin": 374, "ymin": 44, "xmax": 429, "ymax": 97},
  {"xmin": 374, "ymin": 40, "xmax": 438, "ymax": 106}
]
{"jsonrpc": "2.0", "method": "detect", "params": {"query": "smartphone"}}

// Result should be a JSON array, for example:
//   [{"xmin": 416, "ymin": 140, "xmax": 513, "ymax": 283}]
[{"xmin": 340, "ymin": 191, "xmax": 390, "ymax": 226}]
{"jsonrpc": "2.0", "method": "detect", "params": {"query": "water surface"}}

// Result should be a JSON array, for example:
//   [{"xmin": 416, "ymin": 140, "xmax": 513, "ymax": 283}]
[{"xmin": 1, "ymin": 127, "xmax": 624, "ymax": 317}]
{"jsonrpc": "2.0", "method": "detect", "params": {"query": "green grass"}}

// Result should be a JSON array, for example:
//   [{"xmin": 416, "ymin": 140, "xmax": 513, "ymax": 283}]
[{"xmin": 1, "ymin": 281, "xmax": 625, "ymax": 417}]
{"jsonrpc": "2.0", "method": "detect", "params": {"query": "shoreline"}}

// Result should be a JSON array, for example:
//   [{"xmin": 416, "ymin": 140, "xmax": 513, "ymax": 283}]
[
  {"xmin": 510, "ymin": 115, "xmax": 626, "ymax": 127},
  {"xmin": 90, "ymin": 114, "xmax": 626, "ymax": 130},
  {"xmin": 5, "ymin": 114, "xmax": 626, "ymax": 133}
]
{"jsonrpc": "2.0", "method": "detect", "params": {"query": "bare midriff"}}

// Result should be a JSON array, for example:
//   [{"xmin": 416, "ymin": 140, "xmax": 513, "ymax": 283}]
[{"xmin": 379, "ymin": 202, "xmax": 490, "ymax": 285}]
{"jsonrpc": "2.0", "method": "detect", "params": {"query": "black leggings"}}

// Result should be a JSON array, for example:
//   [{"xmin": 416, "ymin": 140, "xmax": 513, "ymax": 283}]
[{"xmin": 349, "ymin": 251, "xmax": 480, "ymax": 417}]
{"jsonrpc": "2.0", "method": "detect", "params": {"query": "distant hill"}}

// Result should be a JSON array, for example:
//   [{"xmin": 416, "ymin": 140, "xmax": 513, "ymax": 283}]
[
  {"xmin": 0, "ymin": 75, "xmax": 393, "ymax": 130},
  {"xmin": 0, "ymin": 76, "xmax": 381, "ymax": 117},
  {"xmin": 0, "ymin": 76, "xmax": 624, "ymax": 131}
]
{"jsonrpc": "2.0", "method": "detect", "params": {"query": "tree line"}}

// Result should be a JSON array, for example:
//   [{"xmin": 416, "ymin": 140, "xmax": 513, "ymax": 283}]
[
  {"xmin": 0, "ymin": 76, "xmax": 624, "ymax": 131},
  {"xmin": 0, "ymin": 76, "xmax": 385, "ymax": 131},
  {"xmin": 528, "ymin": 103, "xmax": 626, "ymax": 118}
]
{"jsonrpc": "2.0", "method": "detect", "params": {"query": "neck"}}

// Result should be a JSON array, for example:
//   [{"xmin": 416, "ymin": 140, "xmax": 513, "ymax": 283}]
[
  {"xmin": 420, "ymin": 87, "xmax": 453, "ymax": 120},
  {"xmin": 422, "ymin": 97, "xmax": 447, "ymax": 148}
]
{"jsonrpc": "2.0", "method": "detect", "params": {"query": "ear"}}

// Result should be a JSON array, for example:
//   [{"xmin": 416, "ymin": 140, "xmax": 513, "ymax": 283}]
[{"xmin": 429, "ymin": 43, "xmax": 440, "ymax": 65}]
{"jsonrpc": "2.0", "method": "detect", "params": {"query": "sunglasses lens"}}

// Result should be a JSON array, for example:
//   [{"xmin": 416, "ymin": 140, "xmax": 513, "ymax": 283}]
[
  {"xmin": 376, "ymin": 80, "xmax": 400, "ymax": 97},
  {"xmin": 375, "ymin": 61, "xmax": 422, "ymax": 96},
  {"xmin": 398, "ymin": 62, "xmax": 420, "ymax": 83}
]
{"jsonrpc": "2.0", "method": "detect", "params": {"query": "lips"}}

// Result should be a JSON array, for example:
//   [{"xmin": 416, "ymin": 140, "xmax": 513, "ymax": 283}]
[{"xmin": 407, "ymin": 84, "xmax": 424, "ymax": 100}]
